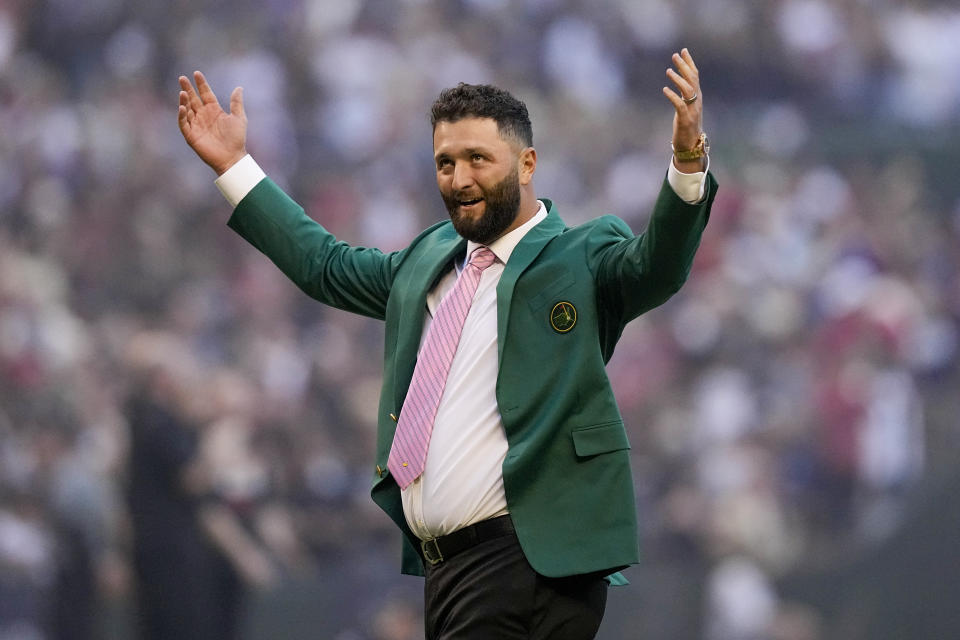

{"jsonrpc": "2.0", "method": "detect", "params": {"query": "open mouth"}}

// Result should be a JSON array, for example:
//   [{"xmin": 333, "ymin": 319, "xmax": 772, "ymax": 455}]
[{"xmin": 458, "ymin": 197, "xmax": 483, "ymax": 209}]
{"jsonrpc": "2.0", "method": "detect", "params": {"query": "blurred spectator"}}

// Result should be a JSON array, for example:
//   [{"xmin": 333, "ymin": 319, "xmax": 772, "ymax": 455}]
[
  {"xmin": 124, "ymin": 332, "xmax": 274, "ymax": 640},
  {"xmin": 35, "ymin": 419, "xmax": 125, "ymax": 640}
]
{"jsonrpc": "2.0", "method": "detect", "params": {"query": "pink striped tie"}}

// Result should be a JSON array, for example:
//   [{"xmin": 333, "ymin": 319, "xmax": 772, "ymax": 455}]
[{"xmin": 388, "ymin": 246, "xmax": 497, "ymax": 489}]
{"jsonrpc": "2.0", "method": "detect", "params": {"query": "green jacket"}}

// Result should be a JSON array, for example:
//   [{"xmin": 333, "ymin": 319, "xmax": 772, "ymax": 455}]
[{"xmin": 227, "ymin": 173, "xmax": 717, "ymax": 579}]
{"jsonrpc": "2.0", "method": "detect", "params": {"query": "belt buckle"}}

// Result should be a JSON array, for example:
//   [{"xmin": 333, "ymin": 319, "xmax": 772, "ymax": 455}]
[{"xmin": 421, "ymin": 538, "xmax": 444, "ymax": 565}]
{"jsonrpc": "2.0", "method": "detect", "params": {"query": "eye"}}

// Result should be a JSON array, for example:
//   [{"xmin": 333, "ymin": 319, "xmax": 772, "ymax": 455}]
[
  {"xmin": 471, "ymin": 153, "xmax": 484, "ymax": 162},
  {"xmin": 437, "ymin": 158, "xmax": 452, "ymax": 170}
]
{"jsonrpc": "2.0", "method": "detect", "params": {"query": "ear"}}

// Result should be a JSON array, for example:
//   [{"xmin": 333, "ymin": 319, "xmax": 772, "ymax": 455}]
[{"xmin": 517, "ymin": 146, "xmax": 537, "ymax": 186}]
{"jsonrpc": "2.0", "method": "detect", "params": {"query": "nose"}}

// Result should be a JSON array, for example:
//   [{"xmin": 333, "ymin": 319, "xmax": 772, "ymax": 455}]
[{"xmin": 452, "ymin": 162, "xmax": 475, "ymax": 192}]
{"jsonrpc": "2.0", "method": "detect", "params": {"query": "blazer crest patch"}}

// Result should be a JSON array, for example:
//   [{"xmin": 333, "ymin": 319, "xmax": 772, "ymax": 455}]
[{"xmin": 550, "ymin": 301, "xmax": 577, "ymax": 333}]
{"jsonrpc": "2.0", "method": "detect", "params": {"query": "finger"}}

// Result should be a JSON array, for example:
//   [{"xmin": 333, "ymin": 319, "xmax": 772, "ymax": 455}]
[
  {"xmin": 230, "ymin": 86, "xmax": 245, "ymax": 119},
  {"xmin": 672, "ymin": 52, "xmax": 698, "ymax": 86},
  {"xmin": 194, "ymin": 70, "xmax": 220, "ymax": 106},
  {"xmin": 178, "ymin": 104, "xmax": 191, "ymax": 133},
  {"xmin": 179, "ymin": 76, "xmax": 203, "ymax": 112},
  {"xmin": 179, "ymin": 90, "xmax": 199, "ymax": 127},
  {"xmin": 666, "ymin": 68, "xmax": 696, "ymax": 100},
  {"xmin": 681, "ymin": 47, "xmax": 699, "ymax": 75},
  {"xmin": 662, "ymin": 86, "xmax": 685, "ymax": 112}
]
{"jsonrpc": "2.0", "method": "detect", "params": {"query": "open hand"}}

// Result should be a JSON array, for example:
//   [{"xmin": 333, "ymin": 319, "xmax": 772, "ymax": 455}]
[
  {"xmin": 662, "ymin": 48, "xmax": 705, "ymax": 171},
  {"xmin": 178, "ymin": 71, "xmax": 247, "ymax": 175}
]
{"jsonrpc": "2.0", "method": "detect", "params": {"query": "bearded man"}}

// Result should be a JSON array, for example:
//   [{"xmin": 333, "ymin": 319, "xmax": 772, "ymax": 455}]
[{"xmin": 178, "ymin": 48, "xmax": 715, "ymax": 639}]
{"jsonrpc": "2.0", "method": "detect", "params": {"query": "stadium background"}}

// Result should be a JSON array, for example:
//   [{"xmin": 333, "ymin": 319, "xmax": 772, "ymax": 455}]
[{"xmin": 2, "ymin": 0, "xmax": 959, "ymax": 638}]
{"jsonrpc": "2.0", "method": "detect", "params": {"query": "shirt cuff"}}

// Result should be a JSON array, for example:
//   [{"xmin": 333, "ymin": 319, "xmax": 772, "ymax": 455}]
[
  {"xmin": 666, "ymin": 154, "xmax": 709, "ymax": 204},
  {"xmin": 214, "ymin": 154, "xmax": 266, "ymax": 208}
]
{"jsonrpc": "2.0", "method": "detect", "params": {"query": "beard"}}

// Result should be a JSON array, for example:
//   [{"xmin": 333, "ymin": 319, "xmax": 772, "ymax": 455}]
[{"xmin": 441, "ymin": 169, "xmax": 522, "ymax": 245}]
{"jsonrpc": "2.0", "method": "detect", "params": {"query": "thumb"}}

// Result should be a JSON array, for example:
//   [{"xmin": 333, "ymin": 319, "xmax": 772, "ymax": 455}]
[{"xmin": 230, "ymin": 86, "xmax": 245, "ymax": 119}]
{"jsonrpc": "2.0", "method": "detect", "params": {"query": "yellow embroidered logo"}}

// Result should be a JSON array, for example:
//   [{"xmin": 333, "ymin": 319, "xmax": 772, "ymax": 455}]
[{"xmin": 550, "ymin": 301, "xmax": 577, "ymax": 333}]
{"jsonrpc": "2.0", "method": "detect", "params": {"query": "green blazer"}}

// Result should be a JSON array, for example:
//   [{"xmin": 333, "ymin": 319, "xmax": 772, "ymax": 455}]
[{"xmin": 227, "ymin": 173, "xmax": 717, "ymax": 580}]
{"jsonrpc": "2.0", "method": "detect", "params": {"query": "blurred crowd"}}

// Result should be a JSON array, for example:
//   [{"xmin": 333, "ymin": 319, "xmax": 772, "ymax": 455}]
[{"xmin": 1, "ymin": 0, "xmax": 959, "ymax": 638}]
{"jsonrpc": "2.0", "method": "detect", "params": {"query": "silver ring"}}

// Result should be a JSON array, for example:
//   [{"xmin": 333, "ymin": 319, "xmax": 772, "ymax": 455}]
[{"xmin": 682, "ymin": 91, "xmax": 698, "ymax": 105}]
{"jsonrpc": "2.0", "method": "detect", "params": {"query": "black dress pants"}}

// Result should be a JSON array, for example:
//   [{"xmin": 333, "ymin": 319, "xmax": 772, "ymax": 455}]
[{"xmin": 423, "ymin": 526, "xmax": 608, "ymax": 639}]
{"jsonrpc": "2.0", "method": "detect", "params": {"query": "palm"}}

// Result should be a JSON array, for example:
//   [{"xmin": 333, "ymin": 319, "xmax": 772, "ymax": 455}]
[{"xmin": 178, "ymin": 71, "xmax": 247, "ymax": 175}]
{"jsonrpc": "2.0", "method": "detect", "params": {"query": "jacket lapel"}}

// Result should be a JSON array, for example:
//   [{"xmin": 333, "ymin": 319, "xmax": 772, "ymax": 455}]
[
  {"xmin": 496, "ymin": 200, "xmax": 566, "ymax": 363},
  {"xmin": 392, "ymin": 227, "xmax": 467, "ymax": 412}
]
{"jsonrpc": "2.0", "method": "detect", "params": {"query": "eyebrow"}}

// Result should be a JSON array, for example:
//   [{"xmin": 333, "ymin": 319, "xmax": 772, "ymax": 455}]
[{"xmin": 434, "ymin": 146, "xmax": 492, "ymax": 162}]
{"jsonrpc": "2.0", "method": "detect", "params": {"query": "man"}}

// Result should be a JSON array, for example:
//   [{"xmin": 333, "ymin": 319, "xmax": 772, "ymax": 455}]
[
  {"xmin": 178, "ymin": 48, "xmax": 716, "ymax": 639},
  {"xmin": 124, "ymin": 333, "xmax": 276, "ymax": 640}
]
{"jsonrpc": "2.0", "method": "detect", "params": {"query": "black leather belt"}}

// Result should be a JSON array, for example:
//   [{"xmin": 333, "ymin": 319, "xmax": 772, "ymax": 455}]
[{"xmin": 420, "ymin": 515, "xmax": 515, "ymax": 565}]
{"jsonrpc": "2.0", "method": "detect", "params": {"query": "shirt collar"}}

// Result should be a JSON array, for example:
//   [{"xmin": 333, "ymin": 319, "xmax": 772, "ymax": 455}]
[{"xmin": 465, "ymin": 200, "xmax": 548, "ymax": 266}]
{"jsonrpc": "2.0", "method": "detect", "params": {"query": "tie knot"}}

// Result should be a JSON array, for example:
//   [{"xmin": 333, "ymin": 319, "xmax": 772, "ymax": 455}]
[{"xmin": 468, "ymin": 247, "xmax": 496, "ymax": 271}]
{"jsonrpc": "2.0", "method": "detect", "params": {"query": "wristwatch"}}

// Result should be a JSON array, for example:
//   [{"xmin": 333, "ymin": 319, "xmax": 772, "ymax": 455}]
[{"xmin": 672, "ymin": 132, "xmax": 709, "ymax": 162}]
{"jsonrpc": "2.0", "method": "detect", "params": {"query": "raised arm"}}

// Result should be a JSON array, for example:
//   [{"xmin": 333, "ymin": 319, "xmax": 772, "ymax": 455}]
[
  {"xmin": 176, "ymin": 71, "xmax": 399, "ymax": 319},
  {"xmin": 178, "ymin": 71, "xmax": 248, "ymax": 175},
  {"xmin": 594, "ymin": 49, "xmax": 716, "ymax": 325}
]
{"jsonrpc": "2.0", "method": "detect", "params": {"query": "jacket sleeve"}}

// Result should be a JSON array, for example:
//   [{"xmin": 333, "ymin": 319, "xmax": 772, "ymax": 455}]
[
  {"xmin": 226, "ymin": 177, "xmax": 402, "ymax": 320},
  {"xmin": 590, "ymin": 172, "xmax": 717, "ymax": 327}
]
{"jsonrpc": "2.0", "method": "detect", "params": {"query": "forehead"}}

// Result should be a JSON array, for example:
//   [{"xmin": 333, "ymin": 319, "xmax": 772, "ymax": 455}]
[{"xmin": 432, "ymin": 117, "xmax": 511, "ymax": 155}]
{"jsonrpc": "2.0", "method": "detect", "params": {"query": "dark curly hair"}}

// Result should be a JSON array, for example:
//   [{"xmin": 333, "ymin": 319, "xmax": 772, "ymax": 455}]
[{"xmin": 430, "ymin": 83, "xmax": 533, "ymax": 148}]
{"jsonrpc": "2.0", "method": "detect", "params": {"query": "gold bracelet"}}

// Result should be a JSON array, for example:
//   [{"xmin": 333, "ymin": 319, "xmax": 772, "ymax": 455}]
[{"xmin": 672, "ymin": 132, "xmax": 709, "ymax": 162}]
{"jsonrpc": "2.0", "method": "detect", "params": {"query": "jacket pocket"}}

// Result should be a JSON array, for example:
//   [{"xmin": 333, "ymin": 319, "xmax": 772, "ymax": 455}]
[
  {"xmin": 571, "ymin": 421, "xmax": 630, "ymax": 457},
  {"xmin": 527, "ymin": 268, "xmax": 576, "ymax": 313}
]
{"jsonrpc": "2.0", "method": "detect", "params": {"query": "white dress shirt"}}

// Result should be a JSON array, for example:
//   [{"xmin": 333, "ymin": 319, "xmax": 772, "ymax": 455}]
[
  {"xmin": 216, "ymin": 154, "xmax": 708, "ymax": 540},
  {"xmin": 400, "ymin": 203, "xmax": 547, "ymax": 539}
]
